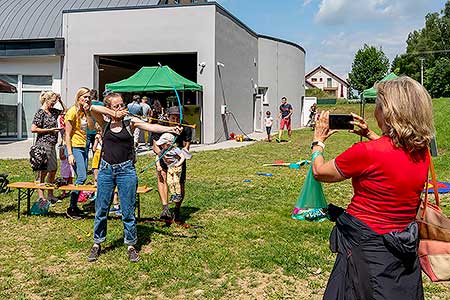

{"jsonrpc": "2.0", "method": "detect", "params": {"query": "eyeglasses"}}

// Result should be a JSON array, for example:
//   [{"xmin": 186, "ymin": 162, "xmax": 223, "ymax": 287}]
[{"xmin": 112, "ymin": 103, "xmax": 126, "ymax": 109}]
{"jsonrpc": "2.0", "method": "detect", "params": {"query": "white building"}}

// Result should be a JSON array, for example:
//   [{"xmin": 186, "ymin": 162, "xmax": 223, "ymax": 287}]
[
  {"xmin": 305, "ymin": 65, "xmax": 349, "ymax": 99},
  {"xmin": 0, "ymin": 1, "xmax": 306, "ymax": 143}
]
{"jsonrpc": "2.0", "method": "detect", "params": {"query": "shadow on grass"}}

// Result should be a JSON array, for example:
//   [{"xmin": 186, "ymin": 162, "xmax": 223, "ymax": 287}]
[{"xmin": 0, "ymin": 204, "xmax": 16, "ymax": 213}]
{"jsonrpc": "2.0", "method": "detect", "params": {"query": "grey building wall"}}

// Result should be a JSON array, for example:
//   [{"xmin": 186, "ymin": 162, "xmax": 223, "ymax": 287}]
[
  {"xmin": 214, "ymin": 8, "xmax": 258, "ymax": 141},
  {"xmin": 62, "ymin": 5, "xmax": 217, "ymax": 143},
  {"xmin": 258, "ymin": 37, "xmax": 305, "ymax": 131}
]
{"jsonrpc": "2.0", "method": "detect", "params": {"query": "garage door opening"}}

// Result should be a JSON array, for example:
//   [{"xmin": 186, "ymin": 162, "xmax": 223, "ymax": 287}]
[{"xmin": 96, "ymin": 53, "xmax": 202, "ymax": 143}]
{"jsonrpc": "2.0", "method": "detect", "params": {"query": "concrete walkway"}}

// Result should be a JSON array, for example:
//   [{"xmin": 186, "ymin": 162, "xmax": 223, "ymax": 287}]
[{"xmin": 0, "ymin": 131, "xmax": 270, "ymax": 160}]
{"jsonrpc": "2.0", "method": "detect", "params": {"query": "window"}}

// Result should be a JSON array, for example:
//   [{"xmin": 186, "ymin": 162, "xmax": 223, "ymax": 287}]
[
  {"xmin": 327, "ymin": 78, "xmax": 332, "ymax": 88},
  {"xmin": 311, "ymin": 78, "xmax": 317, "ymax": 82},
  {"xmin": 0, "ymin": 74, "xmax": 52, "ymax": 139},
  {"xmin": 319, "ymin": 78, "xmax": 323, "ymax": 82}
]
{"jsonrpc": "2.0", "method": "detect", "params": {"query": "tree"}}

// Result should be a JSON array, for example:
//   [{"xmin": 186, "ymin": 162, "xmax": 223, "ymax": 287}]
[
  {"xmin": 425, "ymin": 57, "xmax": 450, "ymax": 98},
  {"xmin": 348, "ymin": 44, "xmax": 389, "ymax": 94}
]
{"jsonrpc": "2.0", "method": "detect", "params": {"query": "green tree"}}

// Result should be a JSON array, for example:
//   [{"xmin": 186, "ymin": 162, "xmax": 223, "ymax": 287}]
[
  {"xmin": 348, "ymin": 44, "xmax": 389, "ymax": 94},
  {"xmin": 305, "ymin": 88, "xmax": 332, "ymax": 99},
  {"xmin": 425, "ymin": 57, "xmax": 450, "ymax": 97}
]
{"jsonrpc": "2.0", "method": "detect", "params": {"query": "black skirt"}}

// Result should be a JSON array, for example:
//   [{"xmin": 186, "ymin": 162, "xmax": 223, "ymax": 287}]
[{"xmin": 323, "ymin": 212, "xmax": 423, "ymax": 300}]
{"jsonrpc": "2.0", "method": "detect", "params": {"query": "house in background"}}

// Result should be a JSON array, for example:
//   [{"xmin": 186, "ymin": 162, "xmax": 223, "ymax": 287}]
[{"xmin": 305, "ymin": 65, "xmax": 349, "ymax": 99}]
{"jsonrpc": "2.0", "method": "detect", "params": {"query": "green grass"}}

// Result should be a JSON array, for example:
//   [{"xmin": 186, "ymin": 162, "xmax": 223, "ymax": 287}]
[{"xmin": 0, "ymin": 100, "xmax": 449, "ymax": 299}]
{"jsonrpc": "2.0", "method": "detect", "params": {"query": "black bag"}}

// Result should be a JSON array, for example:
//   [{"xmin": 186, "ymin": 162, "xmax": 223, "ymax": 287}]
[{"xmin": 29, "ymin": 145, "xmax": 48, "ymax": 171}]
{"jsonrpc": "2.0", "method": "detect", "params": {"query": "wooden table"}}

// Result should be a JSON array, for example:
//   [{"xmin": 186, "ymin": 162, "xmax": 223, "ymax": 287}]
[{"xmin": 7, "ymin": 182, "xmax": 152, "ymax": 219}]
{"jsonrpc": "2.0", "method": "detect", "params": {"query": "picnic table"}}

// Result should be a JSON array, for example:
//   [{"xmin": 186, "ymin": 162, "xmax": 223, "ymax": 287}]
[{"xmin": 7, "ymin": 182, "xmax": 152, "ymax": 220}]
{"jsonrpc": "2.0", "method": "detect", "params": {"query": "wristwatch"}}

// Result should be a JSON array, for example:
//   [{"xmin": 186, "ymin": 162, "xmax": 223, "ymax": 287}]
[{"xmin": 311, "ymin": 140, "xmax": 325, "ymax": 149}]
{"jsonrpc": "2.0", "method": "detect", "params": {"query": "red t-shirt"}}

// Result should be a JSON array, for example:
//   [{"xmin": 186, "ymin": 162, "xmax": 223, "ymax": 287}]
[{"xmin": 335, "ymin": 136, "xmax": 429, "ymax": 234}]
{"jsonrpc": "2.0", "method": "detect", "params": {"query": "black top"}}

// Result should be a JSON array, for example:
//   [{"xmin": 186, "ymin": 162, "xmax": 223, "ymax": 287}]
[
  {"xmin": 103, "ymin": 122, "xmax": 134, "ymax": 164},
  {"xmin": 279, "ymin": 103, "xmax": 293, "ymax": 118},
  {"xmin": 32, "ymin": 108, "xmax": 61, "ymax": 146},
  {"xmin": 153, "ymin": 127, "xmax": 192, "ymax": 148}
]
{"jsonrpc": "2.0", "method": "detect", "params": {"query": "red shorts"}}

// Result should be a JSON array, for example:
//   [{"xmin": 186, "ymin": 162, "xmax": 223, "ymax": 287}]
[{"xmin": 280, "ymin": 118, "xmax": 291, "ymax": 130}]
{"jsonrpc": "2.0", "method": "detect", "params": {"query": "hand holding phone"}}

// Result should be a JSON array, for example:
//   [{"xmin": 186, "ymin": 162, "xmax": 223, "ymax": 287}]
[{"xmin": 329, "ymin": 114, "xmax": 354, "ymax": 130}]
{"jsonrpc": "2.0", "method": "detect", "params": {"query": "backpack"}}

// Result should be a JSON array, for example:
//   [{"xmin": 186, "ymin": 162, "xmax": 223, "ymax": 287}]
[{"xmin": 29, "ymin": 145, "xmax": 48, "ymax": 171}]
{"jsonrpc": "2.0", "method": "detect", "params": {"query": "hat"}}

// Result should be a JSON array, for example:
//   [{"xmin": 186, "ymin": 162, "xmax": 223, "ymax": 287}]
[
  {"xmin": 156, "ymin": 133, "xmax": 176, "ymax": 146},
  {"xmin": 167, "ymin": 106, "xmax": 181, "ymax": 115},
  {"xmin": 133, "ymin": 95, "xmax": 141, "ymax": 101}
]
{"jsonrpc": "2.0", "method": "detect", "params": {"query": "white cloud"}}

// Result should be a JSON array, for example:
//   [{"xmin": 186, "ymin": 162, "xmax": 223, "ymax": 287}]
[{"xmin": 315, "ymin": 0, "xmax": 431, "ymax": 25}]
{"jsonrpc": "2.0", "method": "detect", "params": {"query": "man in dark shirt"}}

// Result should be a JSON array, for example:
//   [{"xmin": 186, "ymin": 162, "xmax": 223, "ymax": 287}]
[
  {"xmin": 277, "ymin": 96, "xmax": 293, "ymax": 141},
  {"xmin": 152, "ymin": 106, "xmax": 192, "ymax": 221}
]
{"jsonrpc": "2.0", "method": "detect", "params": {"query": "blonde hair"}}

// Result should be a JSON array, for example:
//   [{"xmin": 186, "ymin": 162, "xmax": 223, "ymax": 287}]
[
  {"xmin": 39, "ymin": 90, "xmax": 56, "ymax": 105},
  {"xmin": 376, "ymin": 76, "xmax": 435, "ymax": 152},
  {"xmin": 103, "ymin": 92, "xmax": 122, "ymax": 108},
  {"xmin": 74, "ymin": 87, "xmax": 91, "ymax": 106}
]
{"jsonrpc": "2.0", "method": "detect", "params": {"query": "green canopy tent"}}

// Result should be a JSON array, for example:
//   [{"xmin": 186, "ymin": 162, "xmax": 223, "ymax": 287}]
[
  {"xmin": 105, "ymin": 66, "xmax": 203, "ymax": 92},
  {"xmin": 361, "ymin": 72, "xmax": 398, "ymax": 99}
]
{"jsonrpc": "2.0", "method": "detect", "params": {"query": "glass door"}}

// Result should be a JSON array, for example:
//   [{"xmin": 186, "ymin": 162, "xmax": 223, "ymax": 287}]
[{"xmin": 0, "ymin": 75, "xmax": 18, "ymax": 138}]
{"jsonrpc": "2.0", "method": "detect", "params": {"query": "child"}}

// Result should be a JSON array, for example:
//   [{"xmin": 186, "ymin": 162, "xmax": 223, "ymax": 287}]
[
  {"xmin": 264, "ymin": 111, "xmax": 274, "ymax": 142},
  {"xmin": 155, "ymin": 132, "xmax": 189, "ymax": 203},
  {"xmin": 91, "ymin": 123, "xmax": 102, "ymax": 187},
  {"xmin": 58, "ymin": 140, "xmax": 74, "ymax": 200}
]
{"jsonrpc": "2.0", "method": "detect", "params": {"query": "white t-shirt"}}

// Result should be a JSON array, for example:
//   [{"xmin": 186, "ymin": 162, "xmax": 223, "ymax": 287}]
[{"xmin": 264, "ymin": 116, "xmax": 273, "ymax": 127}]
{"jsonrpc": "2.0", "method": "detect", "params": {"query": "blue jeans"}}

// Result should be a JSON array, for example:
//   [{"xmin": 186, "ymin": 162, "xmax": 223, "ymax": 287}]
[
  {"xmin": 93, "ymin": 159, "xmax": 138, "ymax": 245},
  {"xmin": 70, "ymin": 147, "xmax": 88, "ymax": 208}
]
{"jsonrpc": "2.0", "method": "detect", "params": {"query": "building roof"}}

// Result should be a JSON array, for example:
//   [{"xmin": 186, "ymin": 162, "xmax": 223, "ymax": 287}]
[
  {"xmin": 305, "ymin": 65, "xmax": 349, "ymax": 86},
  {"xmin": 0, "ymin": 0, "xmax": 159, "ymax": 40}
]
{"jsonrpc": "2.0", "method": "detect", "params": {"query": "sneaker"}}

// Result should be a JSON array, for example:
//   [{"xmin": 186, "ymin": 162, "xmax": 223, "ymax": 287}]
[
  {"xmin": 87, "ymin": 244, "xmax": 101, "ymax": 262},
  {"xmin": 127, "ymin": 246, "xmax": 139, "ymax": 263},
  {"xmin": 48, "ymin": 196, "xmax": 59, "ymax": 205},
  {"xmin": 169, "ymin": 194, "xmax": 176, "ymax": 203},
  {"xmin": 172, "ymin": 194, "xmax": 182, "ymax": 203},
  {"xmin": 159, "ymin": 206, "xmax": 172, "ymax": 220},
  {"xmin": 173, "ymin": 207, "xmax": 181, "ymax": 222},
  {"xmin": 66, "ymin": 207, "xmax": 83, "ymax": 220}
]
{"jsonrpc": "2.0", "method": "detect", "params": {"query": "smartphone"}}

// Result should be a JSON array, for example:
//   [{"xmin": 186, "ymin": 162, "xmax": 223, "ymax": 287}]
[{"xmin": 329, "ymin": 114, "xmax": 354, "ymax": 130}]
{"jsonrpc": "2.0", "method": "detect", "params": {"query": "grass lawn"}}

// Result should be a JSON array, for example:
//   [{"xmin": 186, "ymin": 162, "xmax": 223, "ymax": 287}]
[{"xmin": 0, "ymin": 100, "xmax": 449, "ymax": 299}]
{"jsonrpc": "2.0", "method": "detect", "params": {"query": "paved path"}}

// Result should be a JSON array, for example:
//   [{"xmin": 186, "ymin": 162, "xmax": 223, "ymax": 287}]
[{"xmin": 0, "ymin": 131, "xmax": 271, "ymax": 160}]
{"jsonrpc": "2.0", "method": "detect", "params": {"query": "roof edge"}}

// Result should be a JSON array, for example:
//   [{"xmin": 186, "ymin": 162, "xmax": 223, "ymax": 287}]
[{"xmin": 306, "ymin": 65, "xmax": 348, "ymax": 86}]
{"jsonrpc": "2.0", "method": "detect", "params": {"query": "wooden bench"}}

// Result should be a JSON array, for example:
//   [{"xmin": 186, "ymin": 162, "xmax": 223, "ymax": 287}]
[{"xmin": 7, "ymin": 182, "xmax": 152, "ymax": 220}]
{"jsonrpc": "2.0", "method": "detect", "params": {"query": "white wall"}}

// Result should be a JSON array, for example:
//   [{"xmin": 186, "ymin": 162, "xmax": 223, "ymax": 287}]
[
  {"xmin": 0, "ymin": 56, "xmax": 62, "ymax": 93},
  {"xmin": 258, "ymin": 38, "xmax": 305, "ymax": 131},
  {"xmin": 307, "ymin": 69, "xmax": 348, "ymax": 98},
  {"xmin": 63, "ymin": 5, "xmax": 216, "ymax": 142},
  {"xmin": 215, "ymin": 9, "xmax": 258, "ymax": 140}
]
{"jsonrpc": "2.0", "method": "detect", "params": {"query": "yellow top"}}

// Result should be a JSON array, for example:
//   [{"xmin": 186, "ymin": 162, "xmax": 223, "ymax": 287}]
[{"xmin": 65, "ymin": 106, "xmax": 87, "ymax": 147}]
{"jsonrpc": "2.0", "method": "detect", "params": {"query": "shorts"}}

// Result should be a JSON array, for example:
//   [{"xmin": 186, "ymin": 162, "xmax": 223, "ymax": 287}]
[
  {"xmin": 92, "ymin": 149, "xmax": 101, "ymax": 169},
  {"xmin": 280, "ymin": 118, "xmax": 291, "ymax": 130},
  {"xmin": 41, "ymin": 144, "xmax": 57, "ymax": 172},
  {"xmin": 159, "ymin": 159, "xmax": 186, "ymax": 183},
  {"xmin": 266, "ymin": 126, "xmax": 272, "ymax": 135}
]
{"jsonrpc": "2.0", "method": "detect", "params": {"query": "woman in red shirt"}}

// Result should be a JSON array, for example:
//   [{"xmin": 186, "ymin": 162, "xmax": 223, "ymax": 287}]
[{"xmin": 311, "ymin": 77, "xmax": 434, "ymax": 300}]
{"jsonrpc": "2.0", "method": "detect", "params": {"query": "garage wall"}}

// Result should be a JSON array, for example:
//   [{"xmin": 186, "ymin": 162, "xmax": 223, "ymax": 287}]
[
  {"xmin": 258, "ymin": 38, "xmax": 305, "ymax": 131},
  {"xmin": 214, "ymin": 8, "xmax": 258, "ymax": 141},
  {"xmin": 63, "ymin": 5, "xmax": 216, "ymax": 142}
]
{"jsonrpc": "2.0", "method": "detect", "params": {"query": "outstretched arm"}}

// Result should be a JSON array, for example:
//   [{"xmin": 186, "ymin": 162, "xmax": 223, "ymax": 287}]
[{"xmin": 132, "ymin": 117, "xmax": 181, "ymax": 135}]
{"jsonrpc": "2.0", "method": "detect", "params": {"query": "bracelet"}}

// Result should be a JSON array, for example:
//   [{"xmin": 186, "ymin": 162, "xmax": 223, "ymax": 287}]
[{"xmin": 311, "ymin": 140, "xmax": 325, "ymax": 149}]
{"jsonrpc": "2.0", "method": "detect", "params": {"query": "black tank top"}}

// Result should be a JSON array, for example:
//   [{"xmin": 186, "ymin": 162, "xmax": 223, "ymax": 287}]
[{"xmin": 103, "ymin": 122, "xmax": 134, "ymax": 164}]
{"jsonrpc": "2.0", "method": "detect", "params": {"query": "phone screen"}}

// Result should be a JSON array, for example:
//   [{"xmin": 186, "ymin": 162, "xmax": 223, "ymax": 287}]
[{"xmin": 329, "ymin": 114, "xmax": 354, "ymax": 130}]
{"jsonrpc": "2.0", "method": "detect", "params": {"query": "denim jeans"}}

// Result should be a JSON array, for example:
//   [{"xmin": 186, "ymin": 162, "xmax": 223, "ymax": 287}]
[
  {"xmin": 93, "ymin": 159, "xmax": 138, "ymax": 245},
  {"xmin": 70, "ymin": 147, "xmax": 88, "ymax": 208}
]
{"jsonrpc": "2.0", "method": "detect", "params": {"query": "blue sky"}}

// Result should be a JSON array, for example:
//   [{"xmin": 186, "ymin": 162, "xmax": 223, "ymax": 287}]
[{"xmin": 215, "ymin": 0, "xmax": 447, "ymax": 79}]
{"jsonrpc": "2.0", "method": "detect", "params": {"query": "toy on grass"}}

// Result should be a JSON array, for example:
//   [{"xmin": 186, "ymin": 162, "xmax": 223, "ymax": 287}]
[
  {"xmin": 256, "ymin": 172, "xmax": 273, "ymax": 177},
  {"xmin": 263, "ymin": 159, "xmax": 309, "ymax": 169},
  {"xmin": 423, "ymin": 180, "xmax": 450, "ymax": 194}
]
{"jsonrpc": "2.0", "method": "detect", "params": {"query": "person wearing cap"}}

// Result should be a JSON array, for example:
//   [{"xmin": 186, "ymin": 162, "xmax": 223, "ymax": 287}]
[
  {"xmin": 155, "ymin": 133, "xmax": 190, "ymax": 204},
  {"xmin": 127, "ymin": 95, "xmax": 143, "ymax": 148},
  {"xmin": 88, "ymin": 93, "xmax": 181, "ymax": 263},
  {"xmin": 152, "ymin": 106, "xmax": 192, "ymax": 221}
]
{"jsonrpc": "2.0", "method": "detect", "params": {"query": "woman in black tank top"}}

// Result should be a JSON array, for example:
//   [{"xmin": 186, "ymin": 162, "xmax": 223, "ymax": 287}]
[{"xmin": 88, "ymin": 93, "xmax": 181, "ymax": 263}]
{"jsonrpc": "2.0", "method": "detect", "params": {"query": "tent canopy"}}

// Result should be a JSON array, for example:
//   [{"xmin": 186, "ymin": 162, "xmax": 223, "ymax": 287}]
[
  {"xmin": 105, "ymin": 66, "xmax": 202, "ymax": 93},
  {"xmin": 0, "ymin": 79, "xmax": 17, "ymax": 93},
  {"xmin": 362, "ymin": 72, "xmax": 398, "ymax": 99}
]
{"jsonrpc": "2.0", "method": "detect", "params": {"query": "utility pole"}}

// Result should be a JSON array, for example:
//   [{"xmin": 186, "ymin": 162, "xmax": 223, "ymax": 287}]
[{"xmin": 420, "ymin": 58, "xmax": 425, "ymax": 85}]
